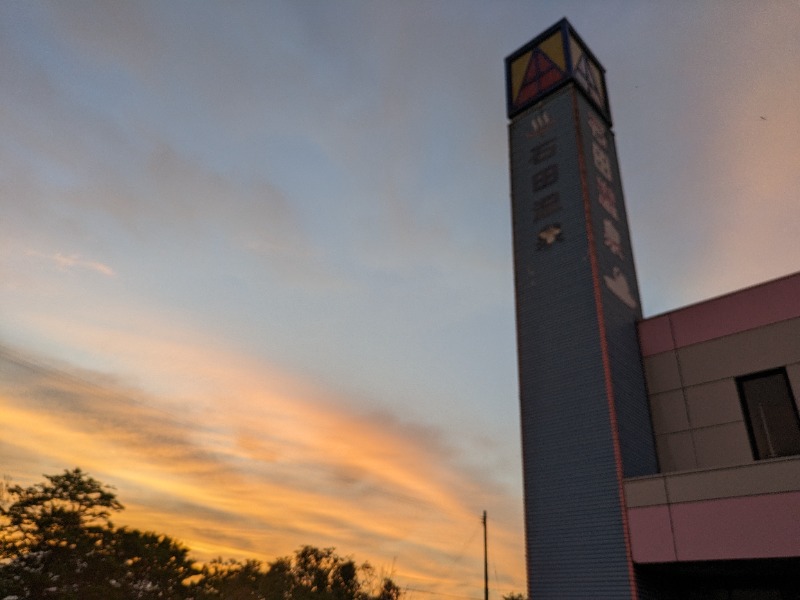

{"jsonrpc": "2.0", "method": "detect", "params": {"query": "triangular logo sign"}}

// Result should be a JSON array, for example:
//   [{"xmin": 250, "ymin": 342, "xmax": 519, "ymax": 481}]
[{"xmin": 514, "ymin": 48, "xmax": 565, "ymax": 108}]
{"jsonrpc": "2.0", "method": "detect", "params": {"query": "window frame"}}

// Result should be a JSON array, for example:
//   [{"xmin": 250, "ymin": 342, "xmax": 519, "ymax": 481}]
[{"xmin": 736, "ymin": 367, "xmax": 800, "ymax": 461}]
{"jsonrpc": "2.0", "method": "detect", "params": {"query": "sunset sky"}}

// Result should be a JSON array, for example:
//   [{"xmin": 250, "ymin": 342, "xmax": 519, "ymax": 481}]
[{"xmin": 2, "ymin": 1, "xmax": 800, "ymax": 598}]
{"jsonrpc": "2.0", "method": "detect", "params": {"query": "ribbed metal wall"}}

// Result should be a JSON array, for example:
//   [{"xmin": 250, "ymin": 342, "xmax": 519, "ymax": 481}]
[
  {"xmin": 574, "ymin": 92, "xmax": 659, "ymax": 479},
  {"xmin": 509, "ymin": 84, "xmax": 656, "ymax": 598}
]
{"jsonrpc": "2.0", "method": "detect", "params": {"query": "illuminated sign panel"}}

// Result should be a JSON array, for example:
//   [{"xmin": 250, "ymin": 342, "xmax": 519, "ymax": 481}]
[{"xmin": 505, "ymin": 19, "xmax": 610, "ymax": 123}]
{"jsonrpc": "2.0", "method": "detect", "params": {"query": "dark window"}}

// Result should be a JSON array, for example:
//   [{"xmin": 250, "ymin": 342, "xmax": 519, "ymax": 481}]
[{"xmin": 737, "ymin": 368, "xmax": 800, "ymax": 460}]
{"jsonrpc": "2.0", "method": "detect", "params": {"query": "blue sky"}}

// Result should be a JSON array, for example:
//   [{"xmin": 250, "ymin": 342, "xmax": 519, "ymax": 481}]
[{"xmin": 2, "ymin": 1, "xmax": 799, "ymax": 597}]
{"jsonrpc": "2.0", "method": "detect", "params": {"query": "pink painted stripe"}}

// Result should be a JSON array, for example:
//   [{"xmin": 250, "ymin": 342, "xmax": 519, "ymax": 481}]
[
  {"xmin": 637, "ymin": 315, "xmax": 673, "ymax": 356},
  {"xmin": 627, "ymin": 505, "xmax": 677, "ymax": 563},
  {"xmin": 628, "ymin": 491, "xmax": 800, "ymax": 563},
  {"xmin": 639, "ymin": 272, "xmax": 800, "ymax": 355},
  {"xmin": 671, "ymin": 491, "xmax": 800, "ymax": 561}
]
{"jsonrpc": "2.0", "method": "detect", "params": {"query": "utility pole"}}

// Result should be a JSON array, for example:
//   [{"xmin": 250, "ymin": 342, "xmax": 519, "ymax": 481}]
[
  {"xmin": 482, "ymin": 510, "xmax": 489, "ymax": 600},
  {"xmin": 0, "ymin": 474, "xmax": 10, "ymax": 509}
]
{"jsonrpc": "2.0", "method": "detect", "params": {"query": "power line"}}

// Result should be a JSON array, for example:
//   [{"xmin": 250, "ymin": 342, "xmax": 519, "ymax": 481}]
[{"xmin": 404, "ymin": 586, "xmax": 482, "ymax": 600}]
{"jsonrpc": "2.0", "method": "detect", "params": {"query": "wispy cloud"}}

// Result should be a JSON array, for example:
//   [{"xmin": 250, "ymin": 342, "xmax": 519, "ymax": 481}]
[
  {"xmin": 52, "ymin": 252, "xmax": 116, "ymax": 276},
  {"xmin": 0, "ymin": 343, "xmax": 526, "ymax": 597}
]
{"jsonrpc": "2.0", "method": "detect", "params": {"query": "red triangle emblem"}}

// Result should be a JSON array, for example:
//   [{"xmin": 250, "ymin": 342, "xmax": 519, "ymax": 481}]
[{"xmin": 515, "ymin": 48, "xmax": 565, "ymax": 107}]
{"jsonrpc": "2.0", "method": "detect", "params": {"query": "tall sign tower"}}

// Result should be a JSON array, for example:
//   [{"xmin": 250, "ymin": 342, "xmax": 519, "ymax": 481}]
[{"xmin": 506, "ymin": 20, "xmax": 658, "ymax": 598}]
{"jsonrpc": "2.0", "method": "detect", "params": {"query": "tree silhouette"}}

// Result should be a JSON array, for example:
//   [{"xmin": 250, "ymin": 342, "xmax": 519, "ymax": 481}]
[
  {"xmin": 1, "ymin": 467, "xmax": 122, "ymax": 558},
  {"xmin": 0, "ymin": 468, "xmax": 194, "ymax": 599},
  {"xmin": 0, "ymin": 469, "xmax": 403, "ymax": 600},
  {"xmin": 194, "ymin": 546, "xmax": 400, "ymax": 600}
]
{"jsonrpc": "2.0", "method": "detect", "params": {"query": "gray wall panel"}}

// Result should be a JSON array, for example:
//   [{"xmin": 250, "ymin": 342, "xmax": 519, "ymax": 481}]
[
  {"xmin": 692, "ymin": 421, "xmax": 753, "ymax": 468},
  {"xmin": 643, "ymin": 352, "xmax": 681, "ymax": 394},
  {"xmin": 685, "ymin": 379, "xmax": 742, "ymax": 428},
  {"xmin": 624, "ymin": 477, "xmax": 668, "ymax": 507},
  {"xmin": 678, "ymin": 318, "xmax": 800, "ymax": 386},
  {"xmin": 665, "ymin": 456, "xmax": 800, "ymax": 502},
  {"xmin": 650, "ymin": 390, "xmax": 690, "ymax": 435},
  {"xmin": 654, "ymin": 431, "xmax": 697, "ymax": 472}
]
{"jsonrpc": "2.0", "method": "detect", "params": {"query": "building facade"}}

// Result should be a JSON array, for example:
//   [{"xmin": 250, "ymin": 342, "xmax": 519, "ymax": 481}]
[
  {"xmin": 507, "ymin": 19, "xmax": 800, "ymax": 599},
  {"xmin": 629, "ymin": 273, "xmax": 800, "ymax": 598}
]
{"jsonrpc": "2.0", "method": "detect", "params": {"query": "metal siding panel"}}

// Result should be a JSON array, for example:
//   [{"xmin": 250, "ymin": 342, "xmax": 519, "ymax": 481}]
[
  {"xmin": 510, "ymin": 86, "xmax": 636, "ymax": 598},
  {"xmin": 575, "ymin": 92, "xmax": 658, "ymax": 479}
]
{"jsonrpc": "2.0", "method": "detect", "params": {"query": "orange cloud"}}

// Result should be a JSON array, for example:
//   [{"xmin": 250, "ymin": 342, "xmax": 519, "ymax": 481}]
[
  {"xmin": 25, "ymin": 251, "xmax": 116, "ymax": 276},
  {"xmin": 0, "ymin": 343, "xmax": 526, "ymax": 598}
]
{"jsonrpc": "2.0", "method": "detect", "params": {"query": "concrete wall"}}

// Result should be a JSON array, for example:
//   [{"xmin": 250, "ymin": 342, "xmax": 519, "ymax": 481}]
[{"xmin": 637, "ymin": 273, "xmax": 800, "ymax": 473}]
